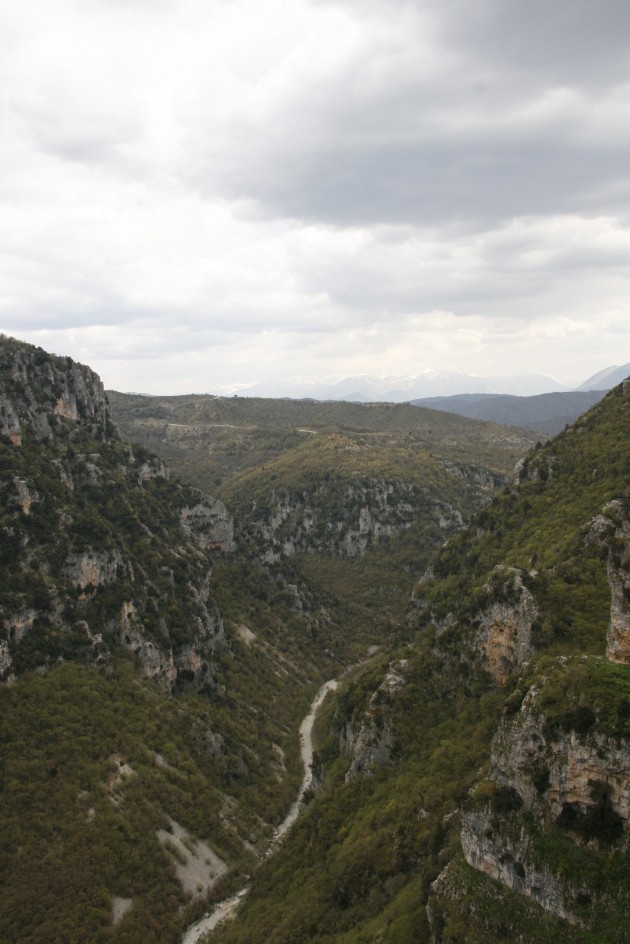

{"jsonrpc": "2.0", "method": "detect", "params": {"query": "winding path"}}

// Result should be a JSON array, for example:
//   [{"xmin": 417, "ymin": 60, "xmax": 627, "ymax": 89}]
[{"xmin": 181, "ymin": 678, "xmax": 339, "ymax": 944}]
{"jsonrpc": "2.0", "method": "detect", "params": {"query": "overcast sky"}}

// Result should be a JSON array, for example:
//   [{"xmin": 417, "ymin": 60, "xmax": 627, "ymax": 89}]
[{"xmin": 1, "ymin": 0, "xmax": 629, "ymax": 394}]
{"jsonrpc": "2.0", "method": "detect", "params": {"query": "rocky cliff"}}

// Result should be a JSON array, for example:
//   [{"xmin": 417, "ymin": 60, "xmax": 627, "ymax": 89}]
[
  {"xmin": 228, "ymin": 436, "xmax": 500, "ymax": 564},
  {"xmin": 587, "ymin": 499, "xmax": 630, "ymax": 664},
  {"xmin": 0, "ymin": 335, "xmax": 111, "ymax": 444},
  {"xmin": 342, "ymin": 660, "xmax": 409, "ymax": 782},
  {"xmin": 0, "ymin": 336, "xmax": 233, "ymax": 691},
  {"xmin": 433, "ymin": 656, "xmax": 630, "ymax": 936}
]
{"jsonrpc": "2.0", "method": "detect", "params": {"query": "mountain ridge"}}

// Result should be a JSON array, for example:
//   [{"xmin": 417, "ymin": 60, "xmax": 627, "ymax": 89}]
[{"xmin": 409, "ymin": 389, "xmax": 606, "ymax": 435}]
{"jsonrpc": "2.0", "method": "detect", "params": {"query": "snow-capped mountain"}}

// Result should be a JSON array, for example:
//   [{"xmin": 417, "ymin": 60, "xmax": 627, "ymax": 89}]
[{"xmin": 227, "ymin": 370, "xmax": 567, "ymax": 402}]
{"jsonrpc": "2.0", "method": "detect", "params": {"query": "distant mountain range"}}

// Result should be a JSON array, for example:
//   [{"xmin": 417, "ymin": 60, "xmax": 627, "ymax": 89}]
[
  {"xmin": 409, "ymin": 364, "xmax": 630, "ymax": 435},
  {"xmin": 410, "ymin": 390, "xmax": 606, "ymax": 436},
  {"xmin": 227, "ymin": 363, "xmax": 630, "ymax": 403},
  {"xmin": 578, "ymin": 363, "xmax": 630, "ymax": 391}
]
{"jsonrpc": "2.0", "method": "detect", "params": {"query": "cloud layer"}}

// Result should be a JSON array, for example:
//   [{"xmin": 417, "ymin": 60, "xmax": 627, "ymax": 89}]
[{"xmin": 1, "ymin": 0, "xmax": 629, "ymax": 392}]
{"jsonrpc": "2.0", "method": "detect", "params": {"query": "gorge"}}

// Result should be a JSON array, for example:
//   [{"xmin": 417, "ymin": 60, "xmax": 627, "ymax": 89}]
[{"xmin": 1, "ymin": 334, "xmax": 629, "ymax": 944}]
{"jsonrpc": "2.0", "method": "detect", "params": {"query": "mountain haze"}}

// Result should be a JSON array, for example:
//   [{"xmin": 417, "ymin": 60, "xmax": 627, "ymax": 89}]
[
  {"xmin": 227, "ymin": 370, "xmax": 567, "ymax": 402},
  {"xmin": 578, "ymin": 363, "xmax": 630, "ymax": 391}
]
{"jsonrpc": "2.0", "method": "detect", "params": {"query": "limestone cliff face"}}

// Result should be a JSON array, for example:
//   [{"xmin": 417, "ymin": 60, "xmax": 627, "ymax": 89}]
[
  {"xmin": 460, "ymin": 811, "xmax": 575, "ymax": 921},
  {"xmin": 0, "ymin": 336, "xmax": 233, "ymax": 691},
  {"xmin": 63, "ymin": 548, "xmax": 127, "ymax": 594},
  {"xmin": 431, "ymin": 565, "xmax": 537, "ymax": 688},
  {"xmin": 343, "ymin": 660, "xmax": 409, "ymax": 782},
  {"xmin": 237, "ymin": 479, "xmax": 474, "ymax": 563},
  {"xmin": 118, "ymin": 596, "xmax": 224, "ymax": 694},
  {"xmin": 476, "ymin": 568, "xmax": 537, "ymax": 686},
  {"xmin": 488, "ymin": 679, "xmax": 630, "ymax": 822},
  {"xmin": 0, "ymin": 336, "xmax": 110, "ymax": 443},
  {"xmin": 180, "ymin": 495, "xmax": 235, "ymax": 551},
  {"xmin": 453, "ymin": 661, "xmax": 630, "ymax": 925},
  {"xmin": 587, "ymin": 500, "xmax": 630, "ymax": 664}
]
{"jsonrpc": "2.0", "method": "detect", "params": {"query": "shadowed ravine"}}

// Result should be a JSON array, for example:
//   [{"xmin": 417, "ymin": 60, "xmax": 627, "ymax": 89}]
[{"xmin": 181, "ymin": 678, "xmax": 339, "ymax": 944}]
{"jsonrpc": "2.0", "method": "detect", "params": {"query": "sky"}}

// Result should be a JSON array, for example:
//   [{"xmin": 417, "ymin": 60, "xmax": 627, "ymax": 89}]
[{"xmin": 1, "ymin": 0, "xmax": 629, "ymax": 395}]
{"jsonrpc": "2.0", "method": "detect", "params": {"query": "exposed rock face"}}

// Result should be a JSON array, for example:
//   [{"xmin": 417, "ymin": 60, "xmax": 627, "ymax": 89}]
[
  {"xmin": 587, "ymin": 500, "xmax": 630, "ymax": 663},
  {"xmin": 476, "ymin": 567, "xmax": 537, "ymax": 686},
  {"xmin": 7, "ymin": 477, "xmax": 38, "ymax": 515},
  {"xmin": 344, "ymin": 661, "xmax": 408, "ymax": 782},
  {"xmin": 63, "ymin": 548, "xmax": 126, "ymax": 592},
  {"xmin": 118, "ymin": 583, "xmax": 224, "ymax": 693},
  {"xmin": 460, "ymin": 811, "xmax": 575, "ymax": 922},
  {"xmin": 120, "ymin": 624, "xmax": 177, "ymax": 692},
  {"xmin": 0, "ymin": 397, "xmax": 22, "ymax": 445},
  {"xmin": 136, "ymin": 457, "xmax": 169, "ymax": 484},
  {"xmin": 514, "ymin": 453, "xmax": 556, "ymax": 486},
  {"xmin": 457, "ymin": 662, "xmax": 630, "ymax": 925},
  {"xmin": 180, "ymin": 496, "xmax": 234, "ymax": 551},
  {"xmin": 0, "ymin": 336, "xmax": 111, "ymax": 443},
  {"xmin": 0, "ymin": 640, "xmax": 14, "ymax": 683},
  {"xmin": 489, "ymin": 677, "xmax": 630, "ymax": 824},
  {"xmin": 238, "ymin": 478, "xmax": 476, "ymax": 563}
]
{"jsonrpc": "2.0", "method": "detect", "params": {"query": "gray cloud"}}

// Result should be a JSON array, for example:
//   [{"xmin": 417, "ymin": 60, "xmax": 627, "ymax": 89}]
[
  {"xmin": 0, "ymin": 0, "xmax": 629, "ymax": 391},
  {"xmin": 185, "ymin": 0, "xmax": 630, "ymax": 227},
  {"xmin": 211, "ymin": 140, "xmax": 630, "ymax": 227},
  {"xmin": 446, "ymin": 0, "xmax": 630, "ymax": 86}
]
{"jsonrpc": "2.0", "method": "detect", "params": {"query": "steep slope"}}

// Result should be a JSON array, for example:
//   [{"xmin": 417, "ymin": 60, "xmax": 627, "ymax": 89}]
[
  {"xmin": 210, "ymin": 381, "xmax": 630, "ymax": 944},
  {"xmin": 0, "ymin": 334, "xmax": 233, "ymax": 690},
  {"xmin": 0, "ymin": 336, "xmax": 366, "ymax": 944}
]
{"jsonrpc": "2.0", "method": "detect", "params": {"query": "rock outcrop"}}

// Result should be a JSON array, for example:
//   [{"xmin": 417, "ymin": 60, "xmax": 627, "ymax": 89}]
[
  {"xmin": 344, "ymin": 660, "xmax": 408, "ymax": 782},
  {"xmin": 460, "ymin": 810, "xmax": 575, "ymax": 921},
  {"xmin": 587, "ymin": 500, "xmax": 630, "ymax": 663},
  {"xmin": 180, "ymin": 496, "xmax": 235, "ymax": 551},
  {"xmin": 476, "ymin": 567, "xmax": 537, "ymax": 685},
  {"xmin": 237, "ymin": 477, "xmax": 480, "ymax": 563},
  {"xmin": 63, "ymin": 548, "xmax": 126, "ymax": 593},
  {"xmin": 0, "ymin": 335, "xmax": 111, "ymax": 443},
  {"xmin": 452, "ymin": 659, "xmax": 630, "ymax": 926}
]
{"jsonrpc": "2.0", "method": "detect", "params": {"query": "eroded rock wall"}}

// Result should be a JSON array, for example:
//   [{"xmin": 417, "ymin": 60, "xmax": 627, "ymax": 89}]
[
  {"xmin": 587, "ymin": 500, "xmax": 630, "ymax": 664},
  {"xmin": 0, "ymin": 337, "xmax": 111, "ymax": 443}
]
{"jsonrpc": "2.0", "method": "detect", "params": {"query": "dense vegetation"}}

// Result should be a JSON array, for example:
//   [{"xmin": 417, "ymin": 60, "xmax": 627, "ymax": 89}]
[
  {"xmin": 209, "ymin": 382, "xmax": 630, "ymax": 944},
  {"xmin": 1, "ymin": 337, "xmax": 628, "ymax": 943}
]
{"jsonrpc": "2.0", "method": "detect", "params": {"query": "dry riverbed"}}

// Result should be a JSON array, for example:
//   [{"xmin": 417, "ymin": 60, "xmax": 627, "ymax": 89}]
[{"xmin": 181, "ymin": 678, "xmax": 339, "ymax": 944}]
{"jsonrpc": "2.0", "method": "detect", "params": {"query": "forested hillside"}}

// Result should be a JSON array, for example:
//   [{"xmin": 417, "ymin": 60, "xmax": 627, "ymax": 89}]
[
  {"xmin": 0, "ymin": 336, "xmax": 368, "ymax": 943},
  {"xmin": 210, "ymin": 381, "xmax": 630, "ymax": 944},
  {"xmin": 1, "ymin": 336, "xmax": 629, "ymax": 944}
]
